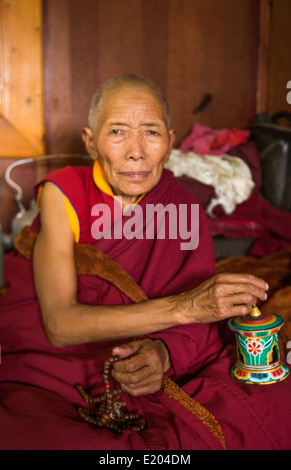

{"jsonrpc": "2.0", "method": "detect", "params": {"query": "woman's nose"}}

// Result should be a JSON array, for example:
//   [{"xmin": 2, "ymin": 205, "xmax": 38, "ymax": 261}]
[{"xmin": 126, "ymin": 135, "xmax": 145, "ymax": 160}]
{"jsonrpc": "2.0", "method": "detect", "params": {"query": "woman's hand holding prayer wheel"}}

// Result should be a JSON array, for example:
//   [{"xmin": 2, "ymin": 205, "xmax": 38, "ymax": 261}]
[{"xmin": 177, "ymin": 273, "xmax": 269, "ymax": 324}]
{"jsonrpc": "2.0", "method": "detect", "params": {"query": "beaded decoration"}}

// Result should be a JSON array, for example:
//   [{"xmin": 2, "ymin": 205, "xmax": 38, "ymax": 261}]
[{"xmin": 75, "ymin": 355, "xmax": 146, "ymax": 434}]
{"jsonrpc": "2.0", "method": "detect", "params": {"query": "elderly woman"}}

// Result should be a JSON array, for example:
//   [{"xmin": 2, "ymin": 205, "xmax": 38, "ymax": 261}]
[
  {"xmin": 0, "ymin": 74, "xmax": 288, "ymax": 451},
  {"xmin": 34, "ymin": 74, "xmax": 267, "ymax": 393}
]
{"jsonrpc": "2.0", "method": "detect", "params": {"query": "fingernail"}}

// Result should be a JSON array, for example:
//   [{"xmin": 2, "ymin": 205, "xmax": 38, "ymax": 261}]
[
  {"xmin": 113, "ymin": 345, "xmax": 126, "ymax": 351},
  {"xmin": 112, "ymin": 347, "xmax": 124, "ymax": 356}
]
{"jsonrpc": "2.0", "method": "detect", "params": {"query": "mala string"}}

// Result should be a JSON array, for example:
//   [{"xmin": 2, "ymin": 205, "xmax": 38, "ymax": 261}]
[{"xmin": 75, "ymin": 356, "xmax": 146, "ymax": 434}]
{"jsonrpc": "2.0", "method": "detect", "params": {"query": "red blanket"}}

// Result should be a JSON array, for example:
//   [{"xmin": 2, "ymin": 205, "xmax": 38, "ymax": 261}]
[{"xmin": 1, "ymin": 235, "xmax": 291, "ymax": 450}]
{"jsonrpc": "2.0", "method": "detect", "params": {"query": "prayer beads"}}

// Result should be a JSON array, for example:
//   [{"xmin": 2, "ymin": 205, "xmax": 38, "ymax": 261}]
[{"xmin": 75, "ymin": 355, "xmax": 146, "ymax": 434}]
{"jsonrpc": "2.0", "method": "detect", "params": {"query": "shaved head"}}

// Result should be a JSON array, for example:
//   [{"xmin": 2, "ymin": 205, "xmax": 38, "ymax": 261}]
[{"xmin": 88, "ymin": 74, "xmax": 171, "ymax": 134}]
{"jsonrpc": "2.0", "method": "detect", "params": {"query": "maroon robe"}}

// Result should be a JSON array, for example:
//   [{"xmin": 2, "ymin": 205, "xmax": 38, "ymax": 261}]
[{"xmin": 0, "ymin": 166, "xmax": 290, "ymax": 450}]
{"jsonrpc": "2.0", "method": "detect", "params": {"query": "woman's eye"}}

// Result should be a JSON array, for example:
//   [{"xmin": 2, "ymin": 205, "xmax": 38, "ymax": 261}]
[
  {"xmin": 148, "ymin": 130, "xmax": 158, "ymax": 136},
  {"xmin": 111, "ymin": 129, "xmax": 120, "ymax": 134}
]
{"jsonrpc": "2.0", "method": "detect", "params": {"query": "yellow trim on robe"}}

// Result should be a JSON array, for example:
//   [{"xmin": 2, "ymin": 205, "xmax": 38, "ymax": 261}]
[
  {"xmin": 35, "ymin": 183, "xmax": 80, "ymax": 243},
  {"xmin": 93, "ymin": 160, "xmax": 145, "ymax": 205},
  {"xmin": 92, "ymin": 160, "xmax": 145, "ymax": 205},
  {"xmin": 93, "ymin": 159, "xmax": 114, "ymax": 197},
  {"xmin": 36, "ymin": 184, "xmax": 43, "ymax": 209},
  {"xmin": 64, "ymin": 195, "xmax": 80, "ymax": 243}
]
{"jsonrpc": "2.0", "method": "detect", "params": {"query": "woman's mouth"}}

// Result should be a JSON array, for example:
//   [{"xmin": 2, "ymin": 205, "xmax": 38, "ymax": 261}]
[{"xmin": 119, "ymin": 171, "xmax": 150, "ymax": 180}]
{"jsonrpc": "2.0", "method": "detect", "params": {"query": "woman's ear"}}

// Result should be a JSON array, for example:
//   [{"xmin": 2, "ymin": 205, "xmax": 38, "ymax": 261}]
[
  {"xmin": 82, "ymin": 127, "xmax": 98, "ymax": 160},
  {"xmin": 169, "ymin": 129, "xmax": 176, "ymax": 147},
  {"xmin": 164, "ymin": 129, "xmax": 176, "ymax": 164}
]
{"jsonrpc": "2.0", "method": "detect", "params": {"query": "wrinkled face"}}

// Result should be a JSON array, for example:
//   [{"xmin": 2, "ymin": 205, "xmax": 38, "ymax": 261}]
[{"xmin": 82, "ymin": 87, "xmax": 175, "ymax": 207}]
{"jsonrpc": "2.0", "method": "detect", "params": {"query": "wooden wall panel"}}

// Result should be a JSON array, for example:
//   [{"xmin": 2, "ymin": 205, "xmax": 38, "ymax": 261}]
[
  {"xmin": 42, "ymin": 0, "xmax": 74, "ymax": 154},
  {"xmin": 268, "ymin": 0, "xmax": 291, "ymax": 122},
  {"xmin": 0, "ymin": 0, "xmax": 44, "ymax": 157},
  {"xmin": 167, "ymin": 0, "xmax": 260, "ymax": 142},
  {"xmin": 43, "ymin": 0, "xmax": 261, "ymax": 154},
  {"xmin": 256, "ymin": 0, "xmax": 272, "ymax": 114}
]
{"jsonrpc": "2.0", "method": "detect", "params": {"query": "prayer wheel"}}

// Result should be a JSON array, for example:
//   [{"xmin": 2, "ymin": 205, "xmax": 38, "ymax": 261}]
[{"xmin": 228, "ymin": 305, "xmax": 290, "ymax": 384}]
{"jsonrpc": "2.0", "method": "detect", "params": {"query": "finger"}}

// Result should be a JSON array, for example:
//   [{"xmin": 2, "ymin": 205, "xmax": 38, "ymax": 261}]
[
  {"xmin": 214, "ymin": 280, "xmax": 268, "ymax": 302},
  {"xmin": 113, "ymin": 365, "xmax": 150, "ymax": 386},
  {"xmin": 113, "ymin": 339, "xmax": 163, "ymax": 373},
  {"xmin": 216, "ymin": 273, "xmax": 269, "ymax": 291},
  {"xmin": 228, "ymin": 285, "xmax": 267, "ymax": 302},
  {"xmin": 119, "ymin": 374, "xmax": 163, "ymax": 396},
  {"xmin": 112, "ymin": 340, "xmax": 142, "ymax": 360},
  {"xmin": 120, "ymin": 371, "xmax": 163, "ymax": 394},
  {"xmin": 212, "ymin": 288, "xmax": 265, "ymax": 319},
  {"xmin": 112, "ymin": 351, "xmax": 162, "ymax": 385},
  {"xmin": 224, "ymin": 291, "xmax": 266, "ymax": 307},
  {"xmin": 230, "ymin": 304, "xmax": 253, "ymax": 317},
  {"xmin": 112, "ymin": 353, "xmax": 158, "ymax": 384},
  {"xmin": 212, "ymin": 303, "xmax": 252, "ymax": 320},
  {"xmin": 113, "ymin": 350, "xmax": 148, "ymax": 375}
]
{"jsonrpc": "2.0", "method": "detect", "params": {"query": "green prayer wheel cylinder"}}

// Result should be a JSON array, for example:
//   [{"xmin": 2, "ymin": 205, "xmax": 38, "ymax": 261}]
[{"xmin": 228, "ymin": 306, "xmax": 290, "ymax": 385}]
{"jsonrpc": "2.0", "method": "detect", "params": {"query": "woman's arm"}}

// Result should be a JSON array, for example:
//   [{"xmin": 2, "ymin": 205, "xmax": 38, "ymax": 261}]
[{"xmin": 33, "ymin": 182, "xmax": 179, "ymax": 348}]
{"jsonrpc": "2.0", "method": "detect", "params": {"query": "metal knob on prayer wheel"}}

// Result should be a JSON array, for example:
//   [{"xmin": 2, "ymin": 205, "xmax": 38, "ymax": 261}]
[{"xmin": 228, "ymin": 305, "xmax": 290, "ymax": 385}]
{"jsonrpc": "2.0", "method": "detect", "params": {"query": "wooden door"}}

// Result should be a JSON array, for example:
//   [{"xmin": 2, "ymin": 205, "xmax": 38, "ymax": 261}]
[{"xmin": 0, "ymin": 0, "xmax": 44, "ymax": 158}]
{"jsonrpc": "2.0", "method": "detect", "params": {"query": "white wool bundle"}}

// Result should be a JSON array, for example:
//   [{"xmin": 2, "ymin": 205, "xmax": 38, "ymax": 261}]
[{"xmin": 165, "ymin": 149, "xmax": 255, "ymax": 216}]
